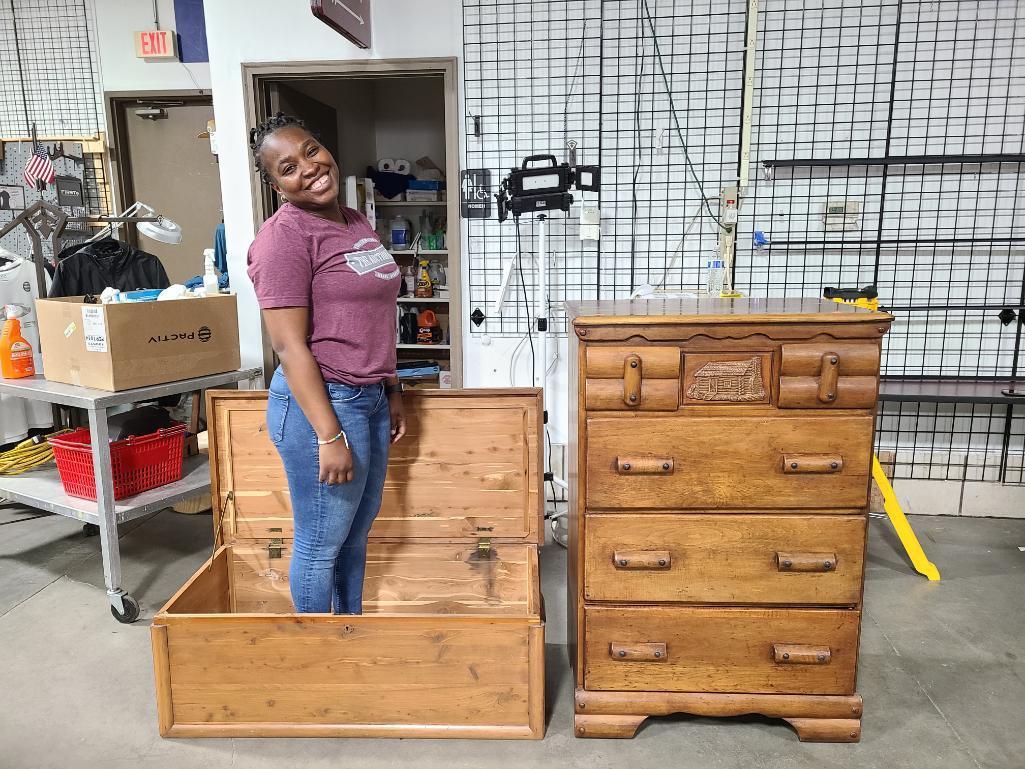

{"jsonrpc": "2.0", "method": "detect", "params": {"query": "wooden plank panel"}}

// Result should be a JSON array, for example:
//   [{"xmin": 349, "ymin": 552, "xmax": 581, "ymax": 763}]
[
  {"xmin": 585, "ymin": 378, "xmax": 680, "ymax": 411},
  {"xmin": 567, "ymin": 297, "xmax": 892, "ymax": 324},
  {"xmin": 585, "ymin": 346, "xmax": 681, "ymax": 378},
  {"xmin": 584, "ymin": 514, "xmax": 865, "ymax": 605},
  {"xmin": 208, "ymin": 390, "xmax": 543, "ymax": 544},
  {"xmin": 780, "ymin": 343, "xmax": 880, "ymax": 377},
  {"xmin": 230, "ymin": 543, "xmax": 534, "ymax": 616},
  {"xmin": 778, "ymin": 376, "xmax": 879, "ymax": 409},
  {"xmin": 165, "ymin": 620, "xmax": 532, "ymax": 726},
  {"xmin": 159, "ymin": 546, "xmax": 230, "ymax": 614},
  {"xmin": 584, "ymin": 606, "xmax": 859, "ymax": 694},
  {"xmin": 586, "ymin": 415, "xmax": 874, "ymax": 509},
  {"xmin": 164, "ymin": 722, "xmax": 537, "ymax": 739},
  {"xmin": 151, "ymin": 625, "xmax": 174, "ymax": 735},
  {"xmin": 575, "ymin": 688, "xmax": 864, "ymax": 719},
  {"xmin": 169, "ymin": 684, "xmax": 531, "ymax": 726}
]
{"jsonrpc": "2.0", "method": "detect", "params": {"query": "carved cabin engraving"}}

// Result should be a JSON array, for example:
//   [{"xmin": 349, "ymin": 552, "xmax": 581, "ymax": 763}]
[{"xmin": 687, "ymin": 357, "xmax": 766, "ymax": 402}]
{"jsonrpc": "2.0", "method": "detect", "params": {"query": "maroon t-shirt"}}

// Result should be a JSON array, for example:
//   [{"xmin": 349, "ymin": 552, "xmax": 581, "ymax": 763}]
[{"xmin": 247, "ymin": 203, "xmax": 401, "ymax": 386}]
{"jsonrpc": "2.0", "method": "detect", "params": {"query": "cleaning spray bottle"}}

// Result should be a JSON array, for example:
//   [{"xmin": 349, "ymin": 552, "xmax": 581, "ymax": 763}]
[
  {"xmin": 203, "ymin": 249, "xmax": 220, "ymax": 296},
  {"xmin": 0, "ymin": 304, "xmax": 35, "ymax": 379},
  {"xmin": 414, "ymin": 258, "xmax": 434, "ymax": 298}
]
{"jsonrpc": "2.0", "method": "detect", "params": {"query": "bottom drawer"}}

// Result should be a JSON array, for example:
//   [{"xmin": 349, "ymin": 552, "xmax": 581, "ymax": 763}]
[{"xmin": 584, "ymin": 606, "xmax": 859, "ymax": 695}]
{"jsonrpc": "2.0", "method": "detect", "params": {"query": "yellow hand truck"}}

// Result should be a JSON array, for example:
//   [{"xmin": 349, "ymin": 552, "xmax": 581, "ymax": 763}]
[{"xmin": 825, "ymin": 285, "xmax": 940, "ymax": 581}]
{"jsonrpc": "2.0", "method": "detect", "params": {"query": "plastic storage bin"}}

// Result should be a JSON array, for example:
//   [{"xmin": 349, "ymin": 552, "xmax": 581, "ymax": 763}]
[{"xmin": 49, "ymin": 423, "xmax": 187, "ymax": 501}]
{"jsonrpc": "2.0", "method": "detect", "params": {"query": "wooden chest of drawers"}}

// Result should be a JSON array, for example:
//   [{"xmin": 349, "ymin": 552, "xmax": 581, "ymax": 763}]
[{"xmin": 567, "ymin": 298, "xmax": 891, "ymax": 742}]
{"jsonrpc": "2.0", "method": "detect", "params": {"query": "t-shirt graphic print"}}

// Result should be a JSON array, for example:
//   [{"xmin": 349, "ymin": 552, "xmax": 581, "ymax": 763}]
[{"xmin": 345, "ymin": 237, "xmax": 400, "ymax": 281}]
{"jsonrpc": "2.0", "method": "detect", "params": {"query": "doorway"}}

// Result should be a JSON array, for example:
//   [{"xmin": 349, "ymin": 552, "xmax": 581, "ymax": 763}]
[
  {"xmin": 107, "ymin": 93, "xmax": 223, "ymax": 284},
  {"xmin": 244, "ymin": 58, "xmax": 462, "ymax": 387}
]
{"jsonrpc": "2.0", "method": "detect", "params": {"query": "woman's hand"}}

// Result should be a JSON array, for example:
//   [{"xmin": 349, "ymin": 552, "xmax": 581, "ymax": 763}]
[
  {"xmin": 319, "ymin": 440, "xmax": 354, "ymax": 485},
  {"xmin": 389, "ymin": 392, "xmax": 407, "ymax": 444}
]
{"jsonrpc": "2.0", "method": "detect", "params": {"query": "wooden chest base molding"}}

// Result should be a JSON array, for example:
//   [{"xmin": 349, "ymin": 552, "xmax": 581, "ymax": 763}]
[
  {"xmin": 153, "ymin": 389, "xmax": 546, "ymax": 740},
  {"xmin": 568, "ymin": 298, "xmax": 891, "ymax": 742}
]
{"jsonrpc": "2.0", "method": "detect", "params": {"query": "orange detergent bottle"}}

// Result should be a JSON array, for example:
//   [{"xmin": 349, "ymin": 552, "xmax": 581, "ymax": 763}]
[{"xmin": 0, "ymin": 304, "xmax": 35, "ymax": 379}]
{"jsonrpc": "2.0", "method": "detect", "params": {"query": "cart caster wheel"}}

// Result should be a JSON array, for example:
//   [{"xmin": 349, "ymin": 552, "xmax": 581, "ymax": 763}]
[
  {"xmin": 83, "ymin": 523, "xmax": 100, "ymax": 537},
  {"xmin": 111, "ymin": 595, "xmax": 140, "ymax": 623}
]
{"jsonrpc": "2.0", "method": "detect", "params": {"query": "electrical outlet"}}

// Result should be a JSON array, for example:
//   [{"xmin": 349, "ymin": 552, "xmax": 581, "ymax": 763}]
[
  {"xmin": 580, "ymin": 207, "xmax": 601, "ymax": 242},
  {"xmin": 824, "ymin": 199, "xmax": 860, "ymax": 230}
]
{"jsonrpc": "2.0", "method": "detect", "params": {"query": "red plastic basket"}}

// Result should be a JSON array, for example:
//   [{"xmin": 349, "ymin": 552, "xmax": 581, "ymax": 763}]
[{"xmin": 49, "ymin": 423, "xmax": 187, "ymax": 501}]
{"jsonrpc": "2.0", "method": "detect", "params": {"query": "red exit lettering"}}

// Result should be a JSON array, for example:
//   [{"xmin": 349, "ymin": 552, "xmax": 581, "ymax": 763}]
[{"xmin": 136, "ymin": 30, "xmax": 171, "ymax": 58}]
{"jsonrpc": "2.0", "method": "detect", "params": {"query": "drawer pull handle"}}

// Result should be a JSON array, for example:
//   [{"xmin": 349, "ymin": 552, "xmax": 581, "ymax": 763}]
[
  {"xmin": 613, "ymin": 550, "xmax": 672, "ymax": 570},
  {"xmin": 773, "ymin": 644, "xmax": 832, "ymax": 665},
  {"xmin": 616, "ymin": 456, "xmax": 675, "ymax": 475},
  {"xmin": 610, "ymin": 642, "xmax": 667, "ymax": 662},
  {"xmin": 776, "ymin": 552, "xmax": 838, "ymax": 573},
  {"xmin": 782, "ymin": 454, "xmax": 843, "ymax": 474},
  {"xmin": 818, "ymin": 352, "xmax": 840, "ymax": 403},
  {"xmin": 623, "ymin": 354, "xmax": 642, "ymax": 407}
]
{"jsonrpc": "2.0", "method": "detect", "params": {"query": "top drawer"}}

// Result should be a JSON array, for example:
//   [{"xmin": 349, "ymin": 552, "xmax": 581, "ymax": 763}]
[
  {"xmin": 778, "ymin": 343, "xmax": 880, "ymax": 409},
  {"xmin": 585, "ymin": 347, "xmax": 681, "ymax": 411}
]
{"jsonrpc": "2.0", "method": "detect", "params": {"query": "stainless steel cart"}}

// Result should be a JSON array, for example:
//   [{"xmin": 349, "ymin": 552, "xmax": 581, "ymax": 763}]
[{"xmin": 0, "ymin": 369, "xmax": 262, "ymax": 622}]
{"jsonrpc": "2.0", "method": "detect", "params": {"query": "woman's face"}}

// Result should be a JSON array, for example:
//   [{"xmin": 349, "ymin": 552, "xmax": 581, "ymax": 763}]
[{"xmin": 261, "ymin": 125, "xmax": 340, "ymax": 209}]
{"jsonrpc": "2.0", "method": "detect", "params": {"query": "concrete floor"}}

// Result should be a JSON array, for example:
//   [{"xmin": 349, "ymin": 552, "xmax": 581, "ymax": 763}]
[{"xmin": 1, "ymin": 505, "xmax": 1023, "ymax": 769}]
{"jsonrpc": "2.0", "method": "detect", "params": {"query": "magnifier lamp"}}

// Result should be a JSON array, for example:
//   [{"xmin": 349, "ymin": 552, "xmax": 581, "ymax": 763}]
[{"xmin": 89, "ymin": 201, "xmax": 183, "ymax": 245}]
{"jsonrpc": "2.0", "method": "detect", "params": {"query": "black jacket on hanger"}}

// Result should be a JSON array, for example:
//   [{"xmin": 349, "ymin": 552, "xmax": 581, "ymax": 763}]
[{"xmin": 48, "ymin": 238, "xmax": 170, "ymax": 298}]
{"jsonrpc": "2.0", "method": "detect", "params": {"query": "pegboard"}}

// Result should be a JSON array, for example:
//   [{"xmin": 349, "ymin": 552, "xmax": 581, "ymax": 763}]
[
  {"xmin": 0, "ymin": 140, "xmax": 89, "ymax": 264},
  {"xmin": 462, "ymin": 0, "xmax": 1025, "ymax": 482}
]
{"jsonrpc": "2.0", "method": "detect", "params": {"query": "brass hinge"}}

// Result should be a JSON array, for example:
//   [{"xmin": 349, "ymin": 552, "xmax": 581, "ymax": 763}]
[
  {"xmin": 476, "ymin": 537, "xmax": 491, "ymax": 557},
  {"xmin": 268, "ymin": 527, "xmax": 283, "ymax": 559}
]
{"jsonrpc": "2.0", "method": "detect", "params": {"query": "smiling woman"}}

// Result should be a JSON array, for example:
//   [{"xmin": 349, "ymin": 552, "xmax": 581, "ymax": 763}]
[{"xmin": 246, "ymin": 112, "xmax": 405, "ymax": 615}]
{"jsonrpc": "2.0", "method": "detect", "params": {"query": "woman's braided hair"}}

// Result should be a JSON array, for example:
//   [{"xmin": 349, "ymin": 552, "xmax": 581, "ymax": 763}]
[{"xmin": 249, "ymin": 112, "xmax": 306, "ymax": 184}]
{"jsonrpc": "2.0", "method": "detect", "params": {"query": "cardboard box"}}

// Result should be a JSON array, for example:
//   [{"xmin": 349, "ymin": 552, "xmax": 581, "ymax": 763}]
[{"xmin": 36, "ymin": 294, "xmax": 241, "ymax": 391}]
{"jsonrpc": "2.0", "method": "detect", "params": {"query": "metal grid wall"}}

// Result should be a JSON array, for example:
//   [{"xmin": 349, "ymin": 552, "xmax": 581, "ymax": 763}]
[
  {"xmin": 745, "ymin": 1, "xmax": 1024, "ymax": 380},
  {"xmin": 463, "ymin": 0, "xmax": 1024, "ymax": 483},
  {"xmin": 743, "ymin": 0, "xmax": 1025, "ymax": 481},
  {"xmin": 879, "ymin": 402, "xmax": 1024, "ymax": 483},
  {"xmin": 0, "ymin": 0, "xmax": 105, "ymax": 137},
  {"xmin": 0, "ymin": 0, "xmax": 111, "ymax": 218},
  {"xmin": 462, "ymin": 0, "xmax": 603, "ymax": 335},
  {"xmin": 598, "ymin": 0, "xmax": 748, "ymax": 296}
]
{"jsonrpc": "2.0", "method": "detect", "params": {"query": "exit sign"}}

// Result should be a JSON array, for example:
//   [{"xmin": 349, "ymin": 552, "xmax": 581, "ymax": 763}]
[{"xmin": 135, "ymin": 30, "xmax": 177, "ymax": 59}]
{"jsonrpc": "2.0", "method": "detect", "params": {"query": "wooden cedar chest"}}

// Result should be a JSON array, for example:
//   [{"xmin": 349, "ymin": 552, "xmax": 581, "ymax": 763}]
[
  {"xmin": 152, "ymin": 388, "xmax": 545, "ymax": 739},
  {"xmin": 567, "ymin": 298, "xmax": 892, "ymax": 742}
]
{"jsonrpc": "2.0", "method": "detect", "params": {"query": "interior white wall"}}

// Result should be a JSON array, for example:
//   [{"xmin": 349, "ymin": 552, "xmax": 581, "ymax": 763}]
[
  {"xmin": 203, "ymin": 0, "xmax": 463, "ymax": 384},
  {"xmin": 91, "ymin": 0, "xmax": 211, "ymax": 93},
  {"xmin": 285, "ymin": 77, "xmax": 447, "ymax": 181},
  {"xmin": 287, "ymin": 79, "xmax": 377, "ymax": 178},
  {"xmin": 373, "ymin": 78, "xmax": 447, "ymax": 170}
]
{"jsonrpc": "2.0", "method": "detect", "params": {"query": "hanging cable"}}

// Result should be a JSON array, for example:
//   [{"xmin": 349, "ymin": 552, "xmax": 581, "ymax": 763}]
[
  {"xmin": 514, "ymin": 217, "xmax": 537, "ymax": 386},
  {"xmin": 654, "ymin": 201, "xmax": 707, "ymax": 289},
  {"xmin": 641, "ymin": 0, "xmax": 727, "ymax": 230}
]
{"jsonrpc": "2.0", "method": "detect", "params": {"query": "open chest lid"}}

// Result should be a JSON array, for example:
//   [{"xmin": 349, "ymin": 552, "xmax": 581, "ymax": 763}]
[{"xmin": 208, "ymin": 388, "xmax": 544, "ymax": 546}]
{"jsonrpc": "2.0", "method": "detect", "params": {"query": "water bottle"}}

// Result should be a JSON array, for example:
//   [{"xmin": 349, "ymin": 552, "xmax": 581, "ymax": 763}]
[{"xmin": 705, "ymin": 258, "xmax": 725, "ymax": 296}]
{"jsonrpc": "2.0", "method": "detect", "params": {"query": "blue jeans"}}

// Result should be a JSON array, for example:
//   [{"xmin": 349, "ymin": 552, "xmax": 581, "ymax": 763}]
[{"xmin": 266, "ymin": 368, "xmax": 391, "ymax": 614}]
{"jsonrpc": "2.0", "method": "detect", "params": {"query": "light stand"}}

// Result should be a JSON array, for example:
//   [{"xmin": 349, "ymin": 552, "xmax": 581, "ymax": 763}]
[{"xmin": 491, "ymin": 156, "xmax": 600, "ymax": 500}]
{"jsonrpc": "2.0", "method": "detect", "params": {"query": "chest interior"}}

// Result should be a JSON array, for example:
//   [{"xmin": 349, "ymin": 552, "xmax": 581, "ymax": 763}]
[{"xmin": 159, "ymin": 388, "xmax": 544, "ymax": 620}]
